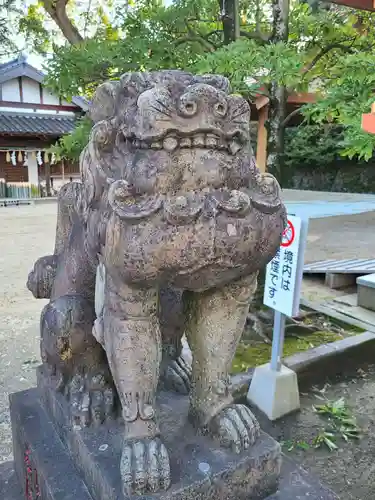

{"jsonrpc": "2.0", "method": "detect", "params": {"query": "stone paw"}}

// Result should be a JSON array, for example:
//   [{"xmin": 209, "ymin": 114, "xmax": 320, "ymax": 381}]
[
  {"xmin": 162, "ymin": 356, "xmax": 192, "ymax": 394},
  {"xmin": 209, "ymin": 404, "xmax": 260, "ymax": 454},
  {"xmin": 27, "ymin": 254, "xmax": 57, "ymax": 299},
  {"xmin": 121, "ymin": 437, "xmax": 171, "ymax": 495},
  {"xmin": 67, "ymin": 372, "xmax": 117, "ymax": 427}
]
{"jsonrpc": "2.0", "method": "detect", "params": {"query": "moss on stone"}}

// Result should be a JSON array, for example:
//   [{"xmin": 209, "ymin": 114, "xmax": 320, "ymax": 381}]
[{"xmin": 232, "ymin": 330, "xmax": 347, "ymax": 375}]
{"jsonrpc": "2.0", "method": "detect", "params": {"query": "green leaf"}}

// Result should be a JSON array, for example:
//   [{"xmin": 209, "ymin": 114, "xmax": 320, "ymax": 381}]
[
  {"xmin": 21, "ymin": 0, "xmax": 375, "ymax": 165},
  {"xmin": 323, "ymin": 436, "xmax": 338, "ymax": 451}
]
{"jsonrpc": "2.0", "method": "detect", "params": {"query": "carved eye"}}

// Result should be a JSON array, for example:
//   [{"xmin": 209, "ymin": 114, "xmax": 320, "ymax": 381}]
[
  {"xmin": 214, "ymin": 101, "xmax": 227, "ymax": 117},
  {"xmin": 179, "ymin": 99, "xmax": 198, "ymax": 117},
  {"xmin": 92, "ymin": 121, "xmax": 113, "ymax": 147}
]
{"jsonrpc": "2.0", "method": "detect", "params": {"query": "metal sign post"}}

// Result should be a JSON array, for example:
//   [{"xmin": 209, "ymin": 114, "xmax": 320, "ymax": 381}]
[
  {"xmin": 270, "ymin": 311, "xmax": 286, "ymax": 372},
  {"xmin": 247, "ymin": 214, "xmax": 309, "ymax": 420}
]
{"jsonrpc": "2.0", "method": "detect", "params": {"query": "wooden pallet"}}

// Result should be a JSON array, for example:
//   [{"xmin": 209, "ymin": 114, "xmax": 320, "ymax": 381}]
[{"xmin": 304, "ymin": 259, "xmax": 375, "ymax": 289}]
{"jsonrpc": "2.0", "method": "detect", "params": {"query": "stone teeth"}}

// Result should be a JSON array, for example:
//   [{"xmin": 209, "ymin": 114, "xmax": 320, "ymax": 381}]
[
  {"xmin": 129, "ymin": 134, "xmax": 241, "ymax": 153},
  {"xmin": 205, "ymin": 134, "xmax": 219, "ymax": 148},
  {"xmin": 193, "ymin": 134, "xmax": 205, "ymax": 147},
  {"xmin": 163, "ymin": 136, "xmax": 179, "ymax": 152},
  {"xmin": 180, "ymin": 137, "xmax": 192, "ymax": 148}
]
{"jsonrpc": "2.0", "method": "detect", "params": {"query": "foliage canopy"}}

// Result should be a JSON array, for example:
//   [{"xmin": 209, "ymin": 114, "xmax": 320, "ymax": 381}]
[
  {"xmin": 20, "ymin": 0, "xmax": 375, "ymax": 165},
  {"xmin": 0, "ymin": 0, "xmax": 22, "ymax": 60}
]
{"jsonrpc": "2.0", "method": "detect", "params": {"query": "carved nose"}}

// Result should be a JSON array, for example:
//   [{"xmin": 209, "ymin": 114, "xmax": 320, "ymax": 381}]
[{"xmin": 178, "ymin": 85, "xmax": 228, "ymax": 118}]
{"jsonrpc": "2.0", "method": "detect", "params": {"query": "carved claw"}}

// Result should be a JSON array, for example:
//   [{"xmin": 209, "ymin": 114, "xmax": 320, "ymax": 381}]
[
  {"xmin": 209, "ymin": 404, "xmax": 260, "ymax": 454},
  {"xmin": 67, "ymin": 372, "xmax": 116, "ymax": 427},
  {"xmin": 121, "ymin": 437, "xmax": 171, "ymax": 496},
  {"xmin": 249, "ymin": 173, "xmax": 282, "ymax": 214},
  {"xmin": 107, "ymin": 179, "xmax": 163, "ymax": 220},
  {"xmin": 162, "ymin": 355, "xmax": 192, "ymax": 395}
]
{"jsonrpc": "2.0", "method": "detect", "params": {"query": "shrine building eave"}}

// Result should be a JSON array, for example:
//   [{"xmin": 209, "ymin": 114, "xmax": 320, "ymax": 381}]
[{"xmin": 0, "ymin": 111, "xmax": 76, "ymax": 138}]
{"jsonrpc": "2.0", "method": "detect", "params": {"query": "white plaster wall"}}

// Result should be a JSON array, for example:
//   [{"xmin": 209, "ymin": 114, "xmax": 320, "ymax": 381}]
[
  {"xmin": 0, "ymin": 106, "xmax": 75, "ymax": 116},
  {"xmin": 1, "ymin": 79, "xmax": 21, "ymax": 101},
  {"xmin": 43, "ymin": 89, "xmax": 60, "ymax": 105},
  {"xmin": 22, "ymin": 77, "xmax": 40, "ymax": 104},
  {"xmin": 39, "ymin": 109, "xmax": 75, "ymax": 116}
]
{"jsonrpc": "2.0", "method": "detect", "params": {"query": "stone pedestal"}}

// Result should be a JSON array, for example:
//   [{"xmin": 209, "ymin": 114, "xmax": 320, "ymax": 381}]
[
  {"xmin": 247, "ymin": 364, "xmax": 300, "ymax": 421},
  {"xmin": 9, "ymin": 367, "xmax": 282, "ymax": 500}
]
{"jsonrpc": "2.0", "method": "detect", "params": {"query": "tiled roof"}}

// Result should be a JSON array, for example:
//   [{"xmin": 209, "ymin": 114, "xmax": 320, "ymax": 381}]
[{"xmin": 0, "ymin": 112, "xmax": 76, "ymax": 136}]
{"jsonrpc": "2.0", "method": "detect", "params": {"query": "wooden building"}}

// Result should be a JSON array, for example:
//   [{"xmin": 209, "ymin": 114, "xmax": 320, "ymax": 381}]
[
  {"xmin": 0, "ymin": 55, "xmax": 88, "ymax": 193},
  {"xmin": 252, "ymin": 91, "xmax": 316, "ymax": 172},
  {"xmin": 330, "ymin": 0, "xmax": 375, "ymax": 10}
]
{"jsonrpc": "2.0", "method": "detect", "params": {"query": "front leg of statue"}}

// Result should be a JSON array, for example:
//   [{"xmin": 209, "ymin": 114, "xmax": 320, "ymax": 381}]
[
  {"xmin": 102, "ymin": 272, "xmax": 171, "ymax": 495},
  {"xmin": 185, "ymin": 274, "xmax": 261, "ymax": 454}
]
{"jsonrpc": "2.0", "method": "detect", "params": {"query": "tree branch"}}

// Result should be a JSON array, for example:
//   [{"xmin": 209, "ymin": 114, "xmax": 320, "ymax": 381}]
[
  {"xmin": 201, "ymin": 29, "xmax": 225, "ymax": 48},
  {"xmin": 240, "ymin": 30, "xmax": 270, "ymax": 42},
  {"xmin": 83, "ymin": 0, "xmax": 93, "ymax": 38},
  {"xmin": 42, "ymin": 0, "xmax": 83, "ymax": 44},
  {"xmin": 282, "ymin": 39, "xmax": 356, "ymax": 129},
  {"xmin": 302, "ymin": 39, "xmax": 356, "ymax": 74},
  {"xmin": 174, "ymin": 20, "xmax": 217, "ymax": 51},
  {"xmin": 174, "ymin": 35, "xmax": 216, "ymax": 50},
  {"xmin": 282, "ymin": 107, "xmax": 303, "ymax": 128},
  {"xmin": 199, "ymin": 26, "xmax": 270, "ymax": 44}
]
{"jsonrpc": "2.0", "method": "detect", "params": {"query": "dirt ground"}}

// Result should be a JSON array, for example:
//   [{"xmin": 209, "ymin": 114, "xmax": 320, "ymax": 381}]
[
  {"xmin": 1, "ymin": 198, "xmax": 375, "ymax": 497},
  {"xmin": 252, "ymin": 366, "xmax": 375, "ymax": 500}
]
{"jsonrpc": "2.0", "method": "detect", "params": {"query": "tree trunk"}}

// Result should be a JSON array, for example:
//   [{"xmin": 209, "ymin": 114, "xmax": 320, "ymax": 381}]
[
  {"xmin": 245, "ymin": 0, "xmax": 290, "ymax": 344},
  {"xmin": 219, "ymin": 0, "xmax": 240, "ymax": 44},
  {"xmin": 266, "ymin": 84, "xmax": 288, "ymax": 181},
  {"xmin": 266, "ymin": 0, "xmax": 290, "ymax": 182},
  {"xmin": 42, "ymin": 0, "xmax": 83, "ymax": 45}
]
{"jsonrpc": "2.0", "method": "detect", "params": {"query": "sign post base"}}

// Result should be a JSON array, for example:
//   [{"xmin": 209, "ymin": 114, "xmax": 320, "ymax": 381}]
[{"xmin": 247, "ymin": 363, "xmax": 300, "ymax": 421}]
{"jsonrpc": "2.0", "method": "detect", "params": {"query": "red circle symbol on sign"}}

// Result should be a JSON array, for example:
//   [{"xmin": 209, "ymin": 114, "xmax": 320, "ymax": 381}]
[{"xmin": 281, "ymin": 219, "xmax": 295, "ymax": 247}]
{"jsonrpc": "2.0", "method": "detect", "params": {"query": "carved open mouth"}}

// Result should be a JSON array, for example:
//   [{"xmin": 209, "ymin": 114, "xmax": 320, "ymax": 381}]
[{"xmin": 126, "ymin": 132, "xmax": 244, "ymax": 155}]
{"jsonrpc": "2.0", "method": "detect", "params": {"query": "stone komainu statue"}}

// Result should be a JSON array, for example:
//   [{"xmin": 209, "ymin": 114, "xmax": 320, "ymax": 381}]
[{"xmin": 27, "ymin": 70, "xmax": 286, "ymax": 496}]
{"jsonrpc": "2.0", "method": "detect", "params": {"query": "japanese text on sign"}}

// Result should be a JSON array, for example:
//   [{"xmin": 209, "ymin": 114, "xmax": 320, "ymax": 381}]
[{"xmin": 263, "ymin": 216, "xmax": 305, "ymax": 317}]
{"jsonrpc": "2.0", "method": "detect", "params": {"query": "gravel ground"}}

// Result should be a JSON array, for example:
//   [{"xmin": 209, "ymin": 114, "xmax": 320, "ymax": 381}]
[
  {"xmin": 1, "ymin": 196, "xmax": 375, "ymax": 497},
  {"xmin": 0, "ymin": 203, "xmax": 55, "ymax": 462}
]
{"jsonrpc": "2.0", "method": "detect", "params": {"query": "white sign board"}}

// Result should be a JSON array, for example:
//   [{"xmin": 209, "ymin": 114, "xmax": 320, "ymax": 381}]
[{"xmin": 263, "ymin": 215, "xmax": 307, "ymax": 317}]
